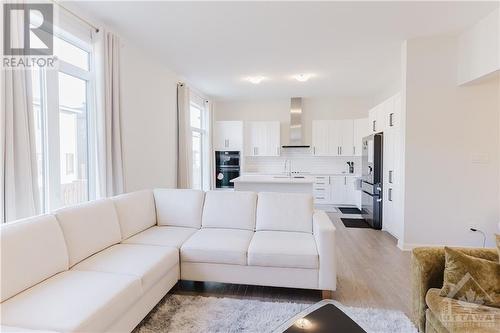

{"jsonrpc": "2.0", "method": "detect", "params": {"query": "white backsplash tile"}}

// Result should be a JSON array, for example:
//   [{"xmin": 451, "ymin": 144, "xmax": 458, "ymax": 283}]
[{"xmin": 243, "ymin": 150, "xmax": 361, "ymax": 175}]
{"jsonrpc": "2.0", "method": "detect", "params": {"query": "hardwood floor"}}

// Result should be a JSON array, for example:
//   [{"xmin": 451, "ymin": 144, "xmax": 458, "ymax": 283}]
[{"xmin": 172, "ymin": 209, "xmax": 411, "ymax": 315}]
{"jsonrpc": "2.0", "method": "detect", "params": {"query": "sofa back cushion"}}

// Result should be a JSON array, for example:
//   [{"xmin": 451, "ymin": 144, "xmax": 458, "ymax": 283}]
[
  {"xmin": 256, "ymin": 192, "xmax": 313, "ymax": 233},
  {"xmin": 112, "ymin": 190, "xmax": 156, "ymax": 239},
  {"xmin": 0, "ymin": 215, "xmax": 69, "ymax": 302},
  {"xmin": 55, "ymin": 199, "xmax": 121, "ymax": 267},
  {"xmin": 202, "ymin": 191, "xmax": 257, "ymax": 230},
  {"xmin": 154, "ymin": 189, "xmax": 204, "ymax": 228}
]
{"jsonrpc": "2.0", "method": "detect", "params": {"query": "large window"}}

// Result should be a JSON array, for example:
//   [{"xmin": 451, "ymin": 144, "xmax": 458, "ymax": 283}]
[
  {"xmin": 32, "ymin": 32, "xmax": 95, "ymax": 211},
  {"xmin": 190, "ymin": 100, "xmax": 209, "ymax": 190}
]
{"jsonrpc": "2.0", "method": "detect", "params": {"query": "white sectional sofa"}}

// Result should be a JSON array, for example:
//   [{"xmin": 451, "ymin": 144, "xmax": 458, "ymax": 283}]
[{"xmin": 0, "ymin": 189, "xmax": 336, "ymax": 333}]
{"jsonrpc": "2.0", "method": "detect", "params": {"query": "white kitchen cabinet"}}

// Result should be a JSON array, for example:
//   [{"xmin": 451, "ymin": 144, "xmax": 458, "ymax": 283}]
[
  {"xmin": 214, "ymin": 121, "xmax": 243, "ymax": 151},
  {"xmin": 330, "ymin": 175, "xmax": 359, "ymax": 205},
  {"xmin": 312, "ymin": 120, "xmax": 357, "ymax": 156},
  {"xmin": 353, "ymin": 118, "xmax": 368, "ymax": 156},
  {"xmin": 244, "ymin": 121, "xmax": 281, "ymax": 156},
  {"xmin": 381, "ymin": 92, "xmax": 403, "ymax": 239},
  {"xmin": 339, "ymin": 120, "xmax": 354, "ymax": 156},
  {"xmin": 312, "ymin": 121, "xmax": 332, "ymax": 156},
  {"xmin": 313, "ymin": 175, "xmax": 331, "ymax": 204}
]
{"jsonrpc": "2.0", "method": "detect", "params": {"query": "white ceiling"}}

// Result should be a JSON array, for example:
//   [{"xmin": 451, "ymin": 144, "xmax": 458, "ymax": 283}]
[{"xmin": 71, "ymin": 1, "xmax": 498, "ymax": 100}]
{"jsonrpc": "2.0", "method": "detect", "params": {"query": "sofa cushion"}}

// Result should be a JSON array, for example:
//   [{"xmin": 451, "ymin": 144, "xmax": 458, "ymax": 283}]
[
  {"xmin": 256, "ymin": 192, "xmax": 313, "ymax": 233},
  {"xmin": 440, "ymin": 247, "xmax": 500, "ymax": 307},
  {"xmin": 123, "ymin": 226, "xmax": 197, "ymax": 248},
  {"xmin": 202, "ymin": 191, "xmax": 257, "ymax": 230},
  {"xmin": 181, "ymin": 228, "xmax": 254, "ymax": 265},
  {"xmin": 55, "ymin": 199, "xmax": 121, "ymax": 267},
  {"xmin": 112, "ymin": 190, "xmax": 156, "ymax": 239},
  {"xmin": 426, "ymin": 288, "xmax": 500, "ymax": 332},
  {"xmin": 248, "ymin": 231, "xmax": 319, "ymax": 269},
  {"xmin": 0, "ymin": 215, "xmax": 69, "ymax": 302},
  {"xmin": 0, "ymin": 270, "xmax": 141, "ymax": 333},
  {"xmin": 154, "ymin": 189, "xmax": 205, "ymax": 228},
  {"xmin": 72, "ymin": 244, "xmax": 178, "ymax": 291}
]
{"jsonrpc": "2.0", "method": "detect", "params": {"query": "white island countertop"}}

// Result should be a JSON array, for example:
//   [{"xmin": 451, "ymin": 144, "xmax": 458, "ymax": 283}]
[{"xmin": 230, "ymin": 175, "xmax": 315, "ymax": 184}]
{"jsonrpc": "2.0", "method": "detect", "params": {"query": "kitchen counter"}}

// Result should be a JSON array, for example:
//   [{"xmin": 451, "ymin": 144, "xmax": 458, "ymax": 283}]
[
  {"xmin": 231, "ymin": 174, "xmax": 314, "ymax": 194},
  {"xmin": 230, "ymin": 175, "xmax": 314, "ymax": 184}
]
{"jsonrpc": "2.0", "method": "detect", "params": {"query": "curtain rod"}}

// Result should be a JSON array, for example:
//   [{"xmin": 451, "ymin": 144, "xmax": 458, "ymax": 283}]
[{"xmin": 51, "ymin": 0, "xmax": 99, "ymax": 33}]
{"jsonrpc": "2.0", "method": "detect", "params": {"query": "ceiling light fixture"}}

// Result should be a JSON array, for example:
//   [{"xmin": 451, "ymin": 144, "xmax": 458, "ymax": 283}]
[
  {"xmin": 244, "ymin": 76, "xmax": 267, "ymax": 84},
  {"xmin": 293, "ymin": 73, "xmax": 315, "ymax": 82}
]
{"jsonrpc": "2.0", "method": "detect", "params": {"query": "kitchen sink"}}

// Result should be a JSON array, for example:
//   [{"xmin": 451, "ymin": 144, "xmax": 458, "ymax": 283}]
[{"xmin": 272, "ymin": 176, "xmax": 306, "ymax": 179}]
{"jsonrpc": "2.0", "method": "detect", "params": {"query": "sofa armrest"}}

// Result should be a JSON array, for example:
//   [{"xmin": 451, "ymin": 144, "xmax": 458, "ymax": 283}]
[
  {"xmin": 313, "ymin": 210, "xmax": 336, "ymax": 291},
  {"xmin": 411, "ymin": 247, "xmax": 498, "ymax": 332}
]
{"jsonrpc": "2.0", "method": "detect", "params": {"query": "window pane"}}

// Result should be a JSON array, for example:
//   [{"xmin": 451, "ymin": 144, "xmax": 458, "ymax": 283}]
[
  {"xmin": 31, "ymin": 69, "xmax": 45, "ymax": 208},
  {"xmin": 54, "ymin": 36, "xmax": 89, "ymax": 71},
  {"xmin": 192, "ymin": 131, "xmax": 202, "ymax": 190},
  {"xmin": 190, "ymin": 105, "xmax": 201, "ymax": 129},
  {"xmin": 58, "ymin": 72, "xmax": 88, "ymax": 206}
]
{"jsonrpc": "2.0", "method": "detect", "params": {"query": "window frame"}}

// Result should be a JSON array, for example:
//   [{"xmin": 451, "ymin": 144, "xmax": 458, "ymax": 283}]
[
  {"xmin": 33, "ymin": 28, "xmax": 96, "ymax": 212},
  {"xmin": 190, "ymin": 100, "xmax": 209, "ymax": 191}
]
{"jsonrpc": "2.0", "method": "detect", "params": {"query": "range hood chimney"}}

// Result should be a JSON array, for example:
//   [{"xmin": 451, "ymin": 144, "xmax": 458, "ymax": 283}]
[{"xmin": 282, "ymin": 97, "xmax": 310, "ymax": 148}]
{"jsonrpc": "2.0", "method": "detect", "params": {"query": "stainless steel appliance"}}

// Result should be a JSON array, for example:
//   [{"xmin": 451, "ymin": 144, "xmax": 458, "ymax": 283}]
[
  {"xmin": 361, "ymin": 134, "xmax": 383, "ymax": 229},
  {"xmin": 215, "ymin": 151, "xmax": 240, "ymax": 189}
]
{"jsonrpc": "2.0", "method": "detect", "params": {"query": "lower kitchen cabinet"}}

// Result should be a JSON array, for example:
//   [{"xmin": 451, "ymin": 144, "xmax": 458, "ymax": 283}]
[{"xmin": 314, "ymin": 175, "xmax": 360, "ymax": 206}]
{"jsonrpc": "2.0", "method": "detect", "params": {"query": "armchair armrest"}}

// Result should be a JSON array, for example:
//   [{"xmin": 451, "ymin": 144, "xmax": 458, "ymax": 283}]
[
  {"xmin": 411, "ymin": 247, "xmax": 498, "ymax": 332},
  {"xmin": 313, "ymin": 210, "xmax": 336, "ymax": 291}
]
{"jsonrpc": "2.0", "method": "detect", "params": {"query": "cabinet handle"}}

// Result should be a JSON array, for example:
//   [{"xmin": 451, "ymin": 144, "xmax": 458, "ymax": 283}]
[
  {"xmin": 313, "ymin": 146, "xmax": 316, "ymax": 155},
  {"xmin": 253, "ymin": 147, "xmax": 257, "ymax": 155},
  {"xmin": 389, "ymin": 113, "xmax": 394, "ymax": 127},
  {"xmin": 353, "ymin": 146, "xmax": 355, "ymax": 155},
  {"xmin": 344, "ymin": 177, "xmax": 347, "ymax": 185},
  {"xmin": 373, "ymin": 120, "xmax": 376, "ymax": 132},
  {"xmin": 389, "ymin": 170, "xmax": 393, "ymax": 184},
  {"xmin": 315, "ymin": 196, "xmax": 325, "ymax": 200},
  {"xmin": 329, "ymin": 177, "xmax": 331, "ymax": 185},
  {"xmin": 316, "ymin": 182, "xmax": 326, "ymax": 185},
  {"xmin": 388, "ymin": 188, "xmax": 393, "ymax": 201},
  {"xmin": 340, "ymin": 146, "xmax": 342, "ymax": 155}
]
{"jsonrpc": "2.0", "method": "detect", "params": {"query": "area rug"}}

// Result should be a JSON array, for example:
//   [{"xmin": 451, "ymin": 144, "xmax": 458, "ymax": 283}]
[{"xmin": 134, "ymin": 294, "xmax": 417, "ymax": 333}]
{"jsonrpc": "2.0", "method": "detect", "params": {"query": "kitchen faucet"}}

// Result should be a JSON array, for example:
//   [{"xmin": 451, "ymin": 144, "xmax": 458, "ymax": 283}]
[{"xmin": 283, "ymin": 160, "xmax": 292, "ymax": 177}]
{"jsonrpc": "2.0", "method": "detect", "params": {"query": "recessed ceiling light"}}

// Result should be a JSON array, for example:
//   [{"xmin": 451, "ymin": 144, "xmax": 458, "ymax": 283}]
[
  {"xmin": 292, "ymin": 73, "xmax": 315, "ymax": 82},
  {"xmin": 244, "ymin": 76, "xmax": 268, "ymax": 84}
]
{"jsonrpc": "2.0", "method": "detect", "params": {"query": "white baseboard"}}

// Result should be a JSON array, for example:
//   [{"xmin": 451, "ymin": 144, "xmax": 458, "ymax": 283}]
[{"xmin": 397, "ymin": 241, "xmax": 491, "ymax": 251}]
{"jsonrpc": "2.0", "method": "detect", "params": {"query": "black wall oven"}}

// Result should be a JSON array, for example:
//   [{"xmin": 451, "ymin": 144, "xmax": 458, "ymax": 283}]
[{"xmin": 215, "ymin": 151, "xmax": 240, "ymax": 189}]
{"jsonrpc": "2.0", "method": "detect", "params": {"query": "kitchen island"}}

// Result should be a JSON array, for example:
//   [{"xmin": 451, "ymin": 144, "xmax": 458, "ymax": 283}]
[{"xmin": 231, "ymin": 174, "xmax": 314, "ymax": 194}]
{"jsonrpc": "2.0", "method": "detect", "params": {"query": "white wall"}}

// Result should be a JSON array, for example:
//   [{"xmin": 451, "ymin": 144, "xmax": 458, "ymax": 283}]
[
  {"xmin": 403, "ymin": 34, "xmax": 500, "ymax": 248},
  {"xmin": 458, "ymin": 8, "xmax": 500, "ymax": 85},
  {"xmin": 214, "ymin": 97, "xmax": 371, "ymax": 145},
  {"xmin": 120, "ymin": 41, "xmax": 179, "ymax": 192}
]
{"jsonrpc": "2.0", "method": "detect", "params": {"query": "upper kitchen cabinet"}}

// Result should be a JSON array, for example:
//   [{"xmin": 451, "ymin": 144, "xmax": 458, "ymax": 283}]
[
  {"xmin": 339, "ymin": 119, "xmax": 354, "ymax": 156},
  {"xmin": 312, "ymin": 120, "xmax": 331, "ymax": 156},
  {"xmin": 244, "ymin": 121, "xmax": 281, "ymax": 156},
  {"xmin": 368, "ymin": 94, "xmax": 402, "ymax": 134},
  {"xmin": 214, "ymin": 121, "xmax": 243, "ymax": 151},
  {"xmin": 312, "ymin": 119, "xmax": 362, "ymax": 156},
  {"xmin": 353, "ymin": 118, "xmax": 368, "ymax": 156}
]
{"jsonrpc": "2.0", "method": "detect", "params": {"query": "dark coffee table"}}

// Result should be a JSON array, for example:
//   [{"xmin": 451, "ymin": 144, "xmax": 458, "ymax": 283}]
[{"xmin": 273, "ymin": 300, "xmax": 367, "ymax": 333}]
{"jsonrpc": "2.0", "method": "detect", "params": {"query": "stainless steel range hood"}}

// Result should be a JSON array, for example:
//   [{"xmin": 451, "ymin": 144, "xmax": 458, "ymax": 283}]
[{"xmin": 282, "ymin": 97, "xmax": 310, "ymax": 148}]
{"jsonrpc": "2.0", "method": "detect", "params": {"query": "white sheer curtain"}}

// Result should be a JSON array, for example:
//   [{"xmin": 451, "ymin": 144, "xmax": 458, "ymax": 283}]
[
  {"xmin": 1, "ymin": 7, "xmax": 40, "ymax": 222},
  {"xmin": 177, "ymin": 83, "xmax": 192, "ymax": 189},
  {"xmin": 205, "ymin": 100, "xmax": 215, "ymax": 190},
  {"xmin": 93, "ymin": 29, "xmax": 124, "ymax": 197}
]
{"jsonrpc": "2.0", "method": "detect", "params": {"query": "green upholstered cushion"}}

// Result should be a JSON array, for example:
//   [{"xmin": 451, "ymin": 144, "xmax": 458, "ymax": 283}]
[{"xmin": 440, "ymin": 247, "xmax": 500, "ymax": 308}]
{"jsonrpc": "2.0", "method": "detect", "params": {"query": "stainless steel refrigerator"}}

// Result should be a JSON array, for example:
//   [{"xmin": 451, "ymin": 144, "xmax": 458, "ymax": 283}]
[{"xmin": 361, "ymin": 134, "xmax": 383, "ymax": 229}]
